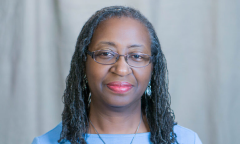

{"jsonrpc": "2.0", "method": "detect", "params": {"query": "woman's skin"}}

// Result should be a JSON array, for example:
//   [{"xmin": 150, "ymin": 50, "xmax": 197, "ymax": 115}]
[{"xmin": 86, "ymin": 17, "xmax": 152, "ymax": 134}]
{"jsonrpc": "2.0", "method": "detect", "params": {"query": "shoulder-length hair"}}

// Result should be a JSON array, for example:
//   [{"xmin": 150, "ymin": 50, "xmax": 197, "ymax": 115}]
[{"xmin": 58, "ymin": 6, "xmax": 178, "ymax": 144}]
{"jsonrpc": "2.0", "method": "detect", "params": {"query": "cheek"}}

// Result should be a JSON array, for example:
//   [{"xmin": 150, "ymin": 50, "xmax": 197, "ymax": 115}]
[
  {"xmin": 133, "ymin": 64, "xmax": 152, "ymax": 94},
  {"xmin": 85, "ymin": 58, "xmax": 109, "ymax": 90}
]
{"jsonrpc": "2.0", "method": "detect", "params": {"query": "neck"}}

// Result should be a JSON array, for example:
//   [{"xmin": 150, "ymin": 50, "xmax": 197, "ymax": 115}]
[{"xmin": 88, "ymin": 99, "xmax": 149, "ymax": 134}]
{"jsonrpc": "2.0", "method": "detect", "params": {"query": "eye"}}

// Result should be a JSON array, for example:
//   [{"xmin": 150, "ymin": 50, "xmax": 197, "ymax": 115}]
[
  {"xmin": 132, "ymin": 54, "xmax": 141, "ymax": 59},
  {"xmin": 129, "ymin": 53, "xmax": 144, "ymax": 61},
  {"xmin": 95, "ymin": 51, "xmax": 115, "ymax": 59},
  {"xmin": 131, "ymin": 54, "xmax": 142, "ymax": 59},
  {"xmin": 101, "ymin": 52, "xmax": 110, "ymax": 56},
  {"xmin": 101, "ymin": 51, "xmax": 114, "ymax": 56}
]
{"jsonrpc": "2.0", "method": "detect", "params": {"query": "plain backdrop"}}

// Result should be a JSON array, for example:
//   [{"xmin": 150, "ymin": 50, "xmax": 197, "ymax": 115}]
[{"xmin": 0, "ymin": 0, "xmax": 239, "ymax": 144}]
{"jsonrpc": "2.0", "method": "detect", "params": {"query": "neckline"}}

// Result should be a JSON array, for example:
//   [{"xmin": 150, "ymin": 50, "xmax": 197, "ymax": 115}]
[{"xmin": 85, "ymin": 132, "xmax": 151, "ymax": 138}]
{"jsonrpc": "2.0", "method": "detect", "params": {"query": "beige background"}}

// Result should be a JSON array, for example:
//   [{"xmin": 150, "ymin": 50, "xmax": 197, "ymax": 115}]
[{"xmin": 1, "ymin": 0, "xmax": 239, "ymax": 144}]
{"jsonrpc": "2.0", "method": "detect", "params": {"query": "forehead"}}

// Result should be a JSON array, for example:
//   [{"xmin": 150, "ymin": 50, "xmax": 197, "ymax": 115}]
[{"xmin": 89, "ymin": 17, "xmax": 151, "ymax": 52}]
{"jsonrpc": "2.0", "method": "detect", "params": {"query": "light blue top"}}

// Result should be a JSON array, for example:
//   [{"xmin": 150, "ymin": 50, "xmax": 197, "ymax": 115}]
[{"xmin": 32, "ymin": 122, "xmax": 202, "ymax": 144}]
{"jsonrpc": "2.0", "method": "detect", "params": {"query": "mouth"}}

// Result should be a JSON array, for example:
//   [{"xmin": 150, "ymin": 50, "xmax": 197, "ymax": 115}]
[{"xmin": 106, "ymin": 81, "xmax": 133, "ymax": 94}]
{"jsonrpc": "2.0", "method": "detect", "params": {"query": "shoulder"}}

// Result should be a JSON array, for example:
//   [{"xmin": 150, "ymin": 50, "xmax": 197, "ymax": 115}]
[
  {"xmin": 31, "ymin": 122, "xmax": 202, "ymax": 144},
  {"xmin": 174, "ymin": 125, "xmax": 202, "ymax": 144},
  {"xmin": 31, "ymin": 122, "xmax": 64, "ymax": 144}
]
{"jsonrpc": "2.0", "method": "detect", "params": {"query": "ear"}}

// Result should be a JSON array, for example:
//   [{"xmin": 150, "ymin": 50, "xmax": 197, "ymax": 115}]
[
  {"xmin": 83, "ymin": 49, "xmax": 88, "ymax": 62},
  {"xmin": 151, "ymin": 63, "xmax": 153, "ymax": 74}
]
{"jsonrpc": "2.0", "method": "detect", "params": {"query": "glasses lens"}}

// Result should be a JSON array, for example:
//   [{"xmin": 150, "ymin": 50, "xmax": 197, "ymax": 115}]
[
  {"xmin": 94, "ymin": 50, "xmax": 117, "ymax": 64},
  {"xmin": 127, "ymin": 53, "xmax": 151, "ymax": 67}
]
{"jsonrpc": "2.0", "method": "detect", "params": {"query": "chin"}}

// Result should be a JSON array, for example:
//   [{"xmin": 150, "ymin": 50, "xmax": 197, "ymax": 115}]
[{"xmin": 104, "ymin": 95, "xmax": 139, "ymax": 108}]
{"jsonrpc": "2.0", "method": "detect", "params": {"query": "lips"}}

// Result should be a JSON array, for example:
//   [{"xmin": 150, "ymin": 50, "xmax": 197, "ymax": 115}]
[{"xmin": 106, "ymin": 81, "xmax": 133, "ymax": 93}]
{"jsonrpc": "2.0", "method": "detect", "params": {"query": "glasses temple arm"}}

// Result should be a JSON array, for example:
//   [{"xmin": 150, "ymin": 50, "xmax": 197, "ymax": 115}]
[{"xmin": 86, "ymin": 50, "xmax": 94, "ymax": 58}]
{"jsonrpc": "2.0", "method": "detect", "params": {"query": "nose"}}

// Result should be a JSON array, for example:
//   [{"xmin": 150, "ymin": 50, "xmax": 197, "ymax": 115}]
[{"xmin": 110, "ymin": 55, "xmax": 132, "ymax": 76}]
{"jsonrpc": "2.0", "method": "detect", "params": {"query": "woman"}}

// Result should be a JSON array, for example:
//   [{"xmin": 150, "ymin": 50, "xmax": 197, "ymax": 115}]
[{"xmin": 32, "ymin": 6, "xmax": 202, "ymax": 144}]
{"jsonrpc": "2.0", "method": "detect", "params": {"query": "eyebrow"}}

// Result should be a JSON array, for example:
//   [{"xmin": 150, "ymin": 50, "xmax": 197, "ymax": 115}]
[
  {"xmin": 128, "ymin": 44, "xmax": 144, "ymax": 48},
  {"xmin": 97, "ymin": 41, "xmax": 144, "ymax": 49},
  {"xmin": 97, "ymin": 41, "xmax": 116, "ymax": 47}
]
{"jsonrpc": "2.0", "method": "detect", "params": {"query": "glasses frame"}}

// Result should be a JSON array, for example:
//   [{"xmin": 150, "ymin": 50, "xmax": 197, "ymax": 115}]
[{"xmin": 86, "ymin": 49, "xmax": 152, "ymax": 68}]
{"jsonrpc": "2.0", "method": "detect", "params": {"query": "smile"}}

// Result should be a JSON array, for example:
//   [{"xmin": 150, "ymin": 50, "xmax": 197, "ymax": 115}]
[{"xmin": 106, "ymin": 81, "xmax": 133, "ymax": 94}]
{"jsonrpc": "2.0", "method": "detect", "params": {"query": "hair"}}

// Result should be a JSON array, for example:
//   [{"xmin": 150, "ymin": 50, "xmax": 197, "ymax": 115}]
[{"xmin": 58, "ymin": 6, "xmax": 178, "ymax": 144}]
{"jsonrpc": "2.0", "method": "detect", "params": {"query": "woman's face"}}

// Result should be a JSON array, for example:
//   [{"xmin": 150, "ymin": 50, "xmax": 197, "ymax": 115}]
[{"xmin": 86, "ymin": 17, "xmax": 152, "ymax": 107}]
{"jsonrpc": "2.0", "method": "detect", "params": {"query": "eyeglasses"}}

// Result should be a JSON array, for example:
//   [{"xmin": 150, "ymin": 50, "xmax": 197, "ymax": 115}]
[{"xmin": 87, "ymin": 49, "xmax": 152, "ymax": 68}]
